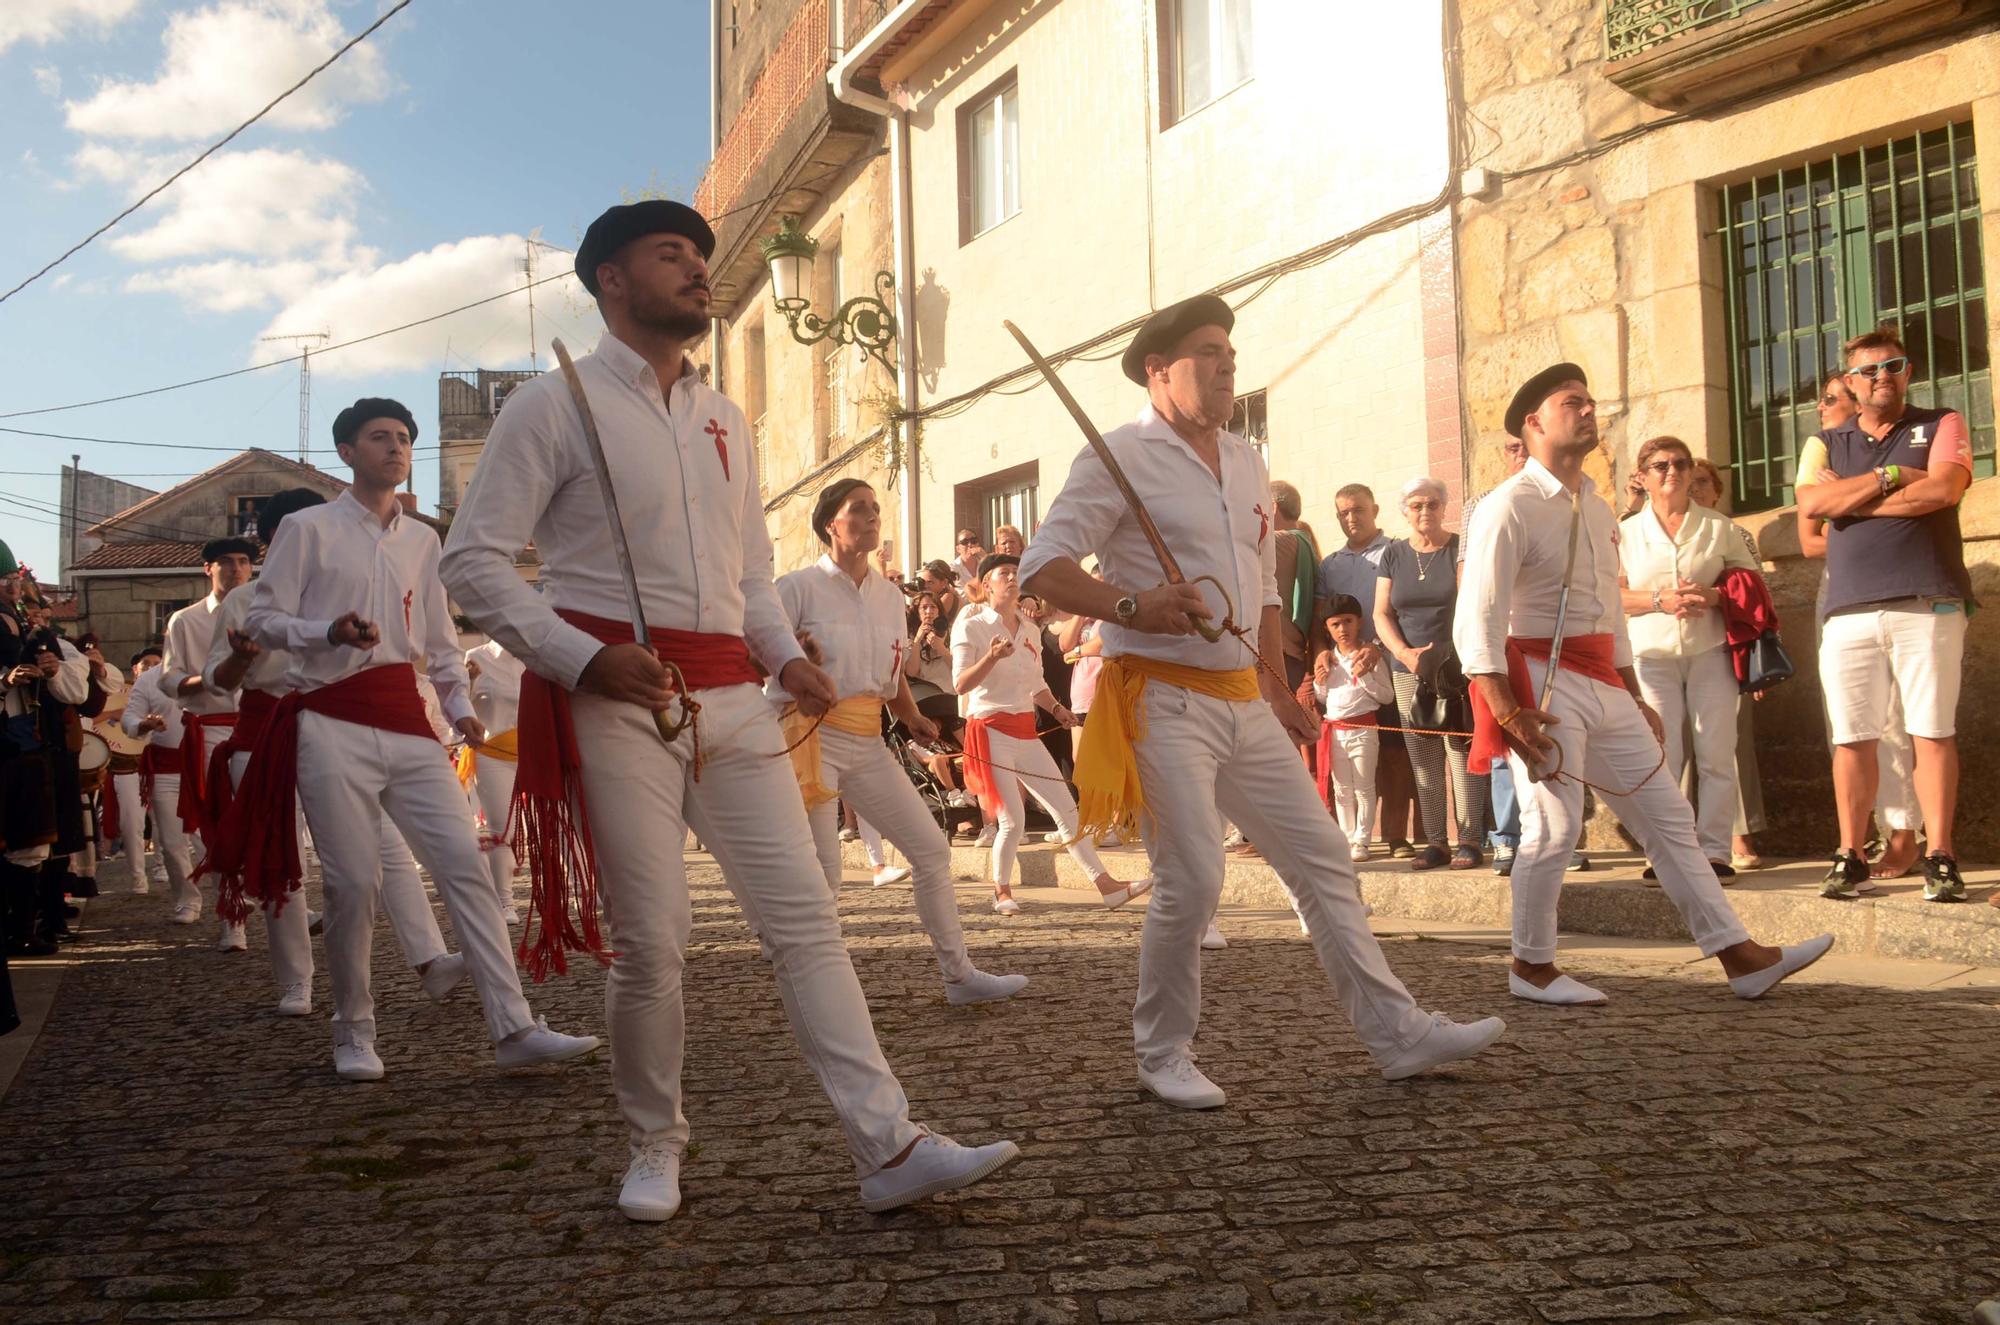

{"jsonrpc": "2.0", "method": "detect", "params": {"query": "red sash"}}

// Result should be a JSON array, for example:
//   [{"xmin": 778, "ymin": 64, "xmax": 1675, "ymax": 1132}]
[
  {"xmin": 512, "ymin": 609, "xmax": 763, "ymax": 981},
  {"xmin": 959, "ymin": 711, "xmax": 1039, "ymax": 803},
  {"xmin": 1315, "ymin": 713, "xmax": 1378, "ymax": 805},
  {"xmin": 203, "ymin": 665, "xmax": 435, "ymax": 923},
  {"xmin": 142, "ymin": 742, "xmax": 180, "ymax": 775},
  {"xmin": 1468, "ymin": 634, "xmax": 1623, "ymax": 775},
  {"xmin": 175, "ymin": 711, "xmax": 237, "ymax": 838},
  {"xmin": 201, "ymin": 689, "xmax": 280, "ymax": 832}
]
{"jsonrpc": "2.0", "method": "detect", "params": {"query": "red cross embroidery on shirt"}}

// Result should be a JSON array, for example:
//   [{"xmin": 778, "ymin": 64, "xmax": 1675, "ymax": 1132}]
[
  {"xmin": 891, "ymin": 637, "xmax": 904, "ymax": 678},
  {"xmin": 402, "ymin": 590, "xmax": 414, "ymax": 631},
  {"xmin": 1253, "ymin": 503, "xmax": 1270, "ymax": 545},
  {"xmin": 705, "ymin": 418, "xmax": 730, "ymax": 481}
]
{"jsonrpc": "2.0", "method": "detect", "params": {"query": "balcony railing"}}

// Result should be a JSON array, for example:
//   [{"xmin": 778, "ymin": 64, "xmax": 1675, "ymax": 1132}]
[
  {"xmin": 696, "ymin": 0, "xmax": 832, "ymax": 219},
  {"xmin": 1605, "ymin": 0, "xmax": 1773, "ymax": 58}
]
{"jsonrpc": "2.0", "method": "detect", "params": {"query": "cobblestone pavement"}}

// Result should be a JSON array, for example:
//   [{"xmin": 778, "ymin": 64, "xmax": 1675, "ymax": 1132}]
[{"xmin": 4, "ymin": 855, "xmax": 1999, "ymax": 1325}]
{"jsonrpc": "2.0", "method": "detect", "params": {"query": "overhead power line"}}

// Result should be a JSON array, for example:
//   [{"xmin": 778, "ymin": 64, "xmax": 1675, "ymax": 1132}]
[
  {"xmin": 0, "ymin": 0, "xmax": 414, "ymax": 307},
  {"xmin": 0, "ymin": 425, "xmax": 442, "ymax": 457}
]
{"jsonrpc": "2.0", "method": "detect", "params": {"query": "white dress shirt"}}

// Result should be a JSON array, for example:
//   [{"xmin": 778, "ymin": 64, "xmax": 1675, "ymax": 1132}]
[
  {"xmin": 123, "ymin": 666, "xmax": 183, "ymax": 748},
  {"xmin": 163, "ymin": 593, "xmax": 237, "ymax": 716},
  {"xmin": 465, "ymin": 640, "xmax": 525, "ymax": 735},
  {"xmin": 1617, "ymin": 503, "xmax": 1761, "ymax": 659},
  {"xmin": 243, "ymin": 489, "xmax": 473, "ymax": 725},
  {"xmin": 437, "ymin": 333, "xmax": 805, "ymax": 692},
  {"xmin": 200, "ymin": 585, "xmax": 292, "ymax": 696},
  {"xmin": 1019, "ymin": 403, "xmax": 1279, "ymax": 671},
  {"xmin": 950, "ymin": 605, "xmax": 1048, "ymax": 718},
  {"xmin": 1314, "ymin": 646, "xmax": 1397, "ymax": 721},
  {"xmin": 1454, "ymin": 457, "xmax": 1631, "ymax": 677},
  {"xmin": 773, "ymin": 556, "xmax": 908, "ymax": 703}
]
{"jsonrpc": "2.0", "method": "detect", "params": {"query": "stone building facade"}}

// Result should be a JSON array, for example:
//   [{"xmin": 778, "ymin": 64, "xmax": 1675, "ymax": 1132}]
[{"xmin": 1454, "ymin": 0, "xmax": 1999, "ymax": 853}]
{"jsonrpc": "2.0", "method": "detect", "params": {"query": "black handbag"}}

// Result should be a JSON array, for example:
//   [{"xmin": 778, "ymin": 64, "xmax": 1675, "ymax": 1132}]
[
  {"xmin": 1412, "ymin": 644, "xmax": 1471, "ymax": 734},
  {"xmin": 1740, "ymin": 629, "xmax": 1795, "ymax": 695}
]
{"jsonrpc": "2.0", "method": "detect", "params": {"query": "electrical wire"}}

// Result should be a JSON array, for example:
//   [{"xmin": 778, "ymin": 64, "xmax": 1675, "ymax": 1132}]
[
  {"xmin": 0, "ymin": 424, "xmax": 442, "ymax": 456},
  {"xmin": 0, "ymin": 0, "xmax": 415, "ymax": 307}
]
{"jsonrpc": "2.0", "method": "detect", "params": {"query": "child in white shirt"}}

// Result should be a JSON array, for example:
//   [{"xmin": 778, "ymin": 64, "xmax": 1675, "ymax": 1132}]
[{"xmin": 1314, "ymin": 594, "xmax": 1397, "ymax": 862}]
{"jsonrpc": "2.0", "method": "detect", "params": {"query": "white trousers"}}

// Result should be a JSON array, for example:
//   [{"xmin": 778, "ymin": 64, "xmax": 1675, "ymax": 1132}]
[
  {"xmin": 1508, "ymin": 662, "xmax": 1752, "ymax": 964},
  {"xmin": 149, "ymin": 771, "xmax": 196, "ymax": 912},
  {"xmin": 985, "ymin": 726, "xmax": 1105, "ymax": 890},
  {"xmin": 1323, "ymin": 723, "xmax": 1380, "ymax": 846},
  {"xmin": 1131, "ymin": 684, "xmax": 1434, "ymax": 1071},
  {"xmin": 295, "ymin": 713, "xmax": 531, "ymax": 1046},
  {"xmin": 469, "ymin": 759, "xmax": 518, "ymax": 911},
  {"xmin": 806, "ymin": 726, "xmax": 973, "ymax": 983},
  {"xmin": 855, "ymin": 815, "xmax": 887, "ymax": 868},
  {"xmin": 111, "ymin": 771, "xmax": 151, "ymax": 883},
  {"xmin": 572, "ymin": 683, "xmax": 919, "ymax": 1174},
  {"xmin": 1633, "ymin": 648, "xmax": 1739, "ymax": 861}
]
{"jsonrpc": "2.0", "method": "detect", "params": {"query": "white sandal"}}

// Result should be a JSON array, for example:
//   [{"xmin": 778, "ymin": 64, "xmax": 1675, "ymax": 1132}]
[{"xmin": 1096, "ymin": 875, "xmax": 1154, "ymax": 910}]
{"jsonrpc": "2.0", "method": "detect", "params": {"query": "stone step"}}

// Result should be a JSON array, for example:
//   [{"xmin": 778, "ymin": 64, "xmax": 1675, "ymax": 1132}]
[{"xmin": 841, "ymin": 836, "xmax": 2000, "ymax": 969}]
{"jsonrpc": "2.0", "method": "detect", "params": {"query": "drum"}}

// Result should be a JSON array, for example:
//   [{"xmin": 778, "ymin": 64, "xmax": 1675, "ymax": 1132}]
[{"xmin": 78, "ymin": 730, "xmax": 111, "ymax": 795}]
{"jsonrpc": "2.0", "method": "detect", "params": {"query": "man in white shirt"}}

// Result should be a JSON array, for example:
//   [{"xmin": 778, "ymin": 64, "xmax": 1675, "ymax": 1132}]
[
  {"xmin": 123, "ymin": 648, "xmax": 196, "ymax": 916},
  {"xmin": 461, "ymin": 638, "xmax": 526, "ymax": 923},
  {"xmin": 1021, "ymin": 293, "xmax": 1504, "ymax": 1108},
  {"xmin": 236, "ymin": 398, "xmax": 597, "ymax": 1084},
  {"xmin": 438, "ymin": 200, "xmax": 1018, "ymax": 1223},
  {"xmin": 105, "ymin": 647, "xmax": 163, "ymax": 893},
  {"xmin": 1456, "ymin": 364, "xmax": 1832, "ymax": 1007}
]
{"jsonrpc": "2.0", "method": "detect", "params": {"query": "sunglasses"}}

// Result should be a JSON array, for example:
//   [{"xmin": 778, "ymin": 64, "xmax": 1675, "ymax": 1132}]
[
  {"xmin": 957, "ymin": 536, "xmax": 981, "ymax": 546},
  {"xmin": 1819, "ymin": 391, "xmax": 1853, "ymax": 406},
  {"xmin": 1847, "ymin": 357, "xmax": 1909, "ymax": 380},
  {"xmin": 1644, "ymin": 458, "xmax": 1694, "ymax": 475}
]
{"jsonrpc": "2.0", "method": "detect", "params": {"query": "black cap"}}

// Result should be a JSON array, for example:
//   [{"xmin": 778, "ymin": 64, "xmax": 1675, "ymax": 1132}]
[
  {"xmin": 1121, "ymin": 293, "xmax": 1235, "ymax": 385},
  {"xmin": 131, "ymin": 645, "xmax": 163, "ymax": 667},
  {"xmin": 575, "ymin": 200, "xmax": 716, "ymax": 296},
  {"xmin": 1505, "ymin": 362, "xmax": 1587, "ymax": 439},
  {"xmin": 811, "ymin": 477, "xmax": 873, "ymax": 545},
  {"xmin": 332, "ymin": 397, "xmax": 419, "ymax": 447},
  {"xmin": 975, "ymin": 552, "xmax": 1020, "ymax": 580},
  {"xmin": 200, "ymin": 537, "xmax": 257, "ymax": 564}
]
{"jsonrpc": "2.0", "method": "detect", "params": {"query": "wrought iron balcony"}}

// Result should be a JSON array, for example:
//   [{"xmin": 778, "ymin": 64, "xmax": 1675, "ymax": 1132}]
[{"xmin": 1606, "ymin": 0, "xmax": 1773, "ymax": 59}]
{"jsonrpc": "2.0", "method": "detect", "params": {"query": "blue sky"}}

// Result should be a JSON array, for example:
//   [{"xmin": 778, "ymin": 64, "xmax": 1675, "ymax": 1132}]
[{"xmin": 0, "ymin": 0, "xmax": 714, "ymax": 575}]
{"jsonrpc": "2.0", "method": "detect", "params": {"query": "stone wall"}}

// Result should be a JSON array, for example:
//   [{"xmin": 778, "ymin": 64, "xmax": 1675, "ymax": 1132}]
[{"xmin": 77, "ymin": 573, "xmax": 208, "ymax": 669}]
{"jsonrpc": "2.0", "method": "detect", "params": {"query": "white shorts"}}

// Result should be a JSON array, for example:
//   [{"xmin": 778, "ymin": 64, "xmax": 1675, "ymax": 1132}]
[{"xmin": 1819, "ymin": 599, "xmax": 1966, "ymax": 744}]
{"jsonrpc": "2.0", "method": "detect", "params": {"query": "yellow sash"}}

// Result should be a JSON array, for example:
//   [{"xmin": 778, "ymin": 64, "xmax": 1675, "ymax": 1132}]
[
  {"xmin": 785, "ymin": 696, "xmax": 884, "ymax": 809},
  {"xmin": 1075, "ymin": 656, "xmax": 1259, "ymax": 838},
  {"xmin": 455, "ymin": 728, "xmax": 520, "ymax": 787}
]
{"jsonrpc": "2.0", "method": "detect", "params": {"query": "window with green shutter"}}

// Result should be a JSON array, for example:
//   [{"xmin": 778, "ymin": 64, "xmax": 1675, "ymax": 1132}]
[{"xmin": 1721, "ymin": 121, "xmax": 1991, "ymax": 511}]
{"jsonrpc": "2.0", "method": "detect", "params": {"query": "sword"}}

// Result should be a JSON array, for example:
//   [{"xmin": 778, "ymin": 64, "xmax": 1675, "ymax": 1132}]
[
  {"xmin": 550, "ymin": 338, "xmax": 692, "ymax": 745},
  {"xmin": 1002, "ymin": 320, "xmax": 1231, "ymax": 644},
  {"xmin": 1524, "ymin": 483, "xmax": 1584, "ymax": 784}
]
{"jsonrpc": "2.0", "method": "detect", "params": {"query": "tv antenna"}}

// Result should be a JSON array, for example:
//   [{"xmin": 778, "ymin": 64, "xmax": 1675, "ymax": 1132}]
[{"xmin": 260, "ymin": 330, "xmax": 330, "ymax": 461}]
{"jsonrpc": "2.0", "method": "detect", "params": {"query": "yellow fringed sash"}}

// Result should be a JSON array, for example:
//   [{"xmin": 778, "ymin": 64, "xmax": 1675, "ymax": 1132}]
[
  {"xmin": 1075, "ymin": 657, "xmax": 1259, "ymax": 838},
  {"xmin": 455, "ymin": 727, "xmax": 520, "ymax": 787},
  {"xmin": 785, "ymin": 696, "xmax": 885, "ymax": 809}
]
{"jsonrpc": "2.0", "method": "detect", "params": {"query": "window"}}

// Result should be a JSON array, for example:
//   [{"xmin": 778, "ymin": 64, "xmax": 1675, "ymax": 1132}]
[
  {"xmin": 960, "ymin": 75, "xmax": 1020, "ymax": 241},
  {"xmin": 821, "ymin": 239, "xmax": 847, "ymax": 443},
  {"xmin": 230, "ymin": 494, "xmax": 265, "ymax": 538},
  {"xmin": 985, "ymin": 480, "xmax": 1038, "ymax": 540},
  {"xmin": 1723, "ymin": 121, "xmax": 1990, "ymax": 511},
  {"xmin": 151, "ymin": 599, "xmax": 194, "ymax": 642},
  {"xmin": 1161, "ymin": 0, "xmax": 1253, "ymax": 127},
  {"xmin": 1230, "ymin": 389, "xmax": 1268, "ymax": 462},
  {"xmin": 753, "ymin": 413, "xmax": 770, "ymax": 498}
]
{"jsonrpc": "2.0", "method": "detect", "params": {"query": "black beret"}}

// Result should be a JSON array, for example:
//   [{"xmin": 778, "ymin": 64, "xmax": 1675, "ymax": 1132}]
[
  {"xmin": 575, "ymin": 200, "xmax": 716, "ymax": 296},
  {"xmin": 811, "ymin": 477, "xmax": 874, "ymax": 545},
  {"xmin": 1121, "ymin": 293, "xmax": 1235, "ymax": 385},
  {"xmin": 1322, "ymin": 593, "xmax": 1365, "ymax": 621},
  {"xmin": 1505, "ymin": 362, "xmax": 1587, "ymax": 439},
  {"xmin": 200, "ymin": 537, "xmax": 257, "ymax": 564},
  {"xmin": 332, "ymin": 397, "xmax": 419, "ymax": 447},
  {"xmin": 975, "ymin": 552, "xmax": 1020, "ymax": 580},
  {"xmin": 131, "ymin": 645, "xmax": 163, "ymax": 667},
  {"xmin": 256, "ymin": 487, "xmax": 328, "ymax": 546}
]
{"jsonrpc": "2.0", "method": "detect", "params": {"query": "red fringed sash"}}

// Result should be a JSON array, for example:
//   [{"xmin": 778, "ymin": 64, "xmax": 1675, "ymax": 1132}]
[
  {"xmin": 175, "ymin": 711, "xmax": 236, "ymax": 839},
  {"xmin": 511, "ymin": 609, "xmax": 760, "ymax": 982},
  {"xmin": 1468, "ymin": 634, "xmax": 1622, "ymax": 775},
  {"xmin": 958, "ymin": 710, "xmax": 1039, "ymax": 804},
  {"xmin": 1314, "ymin": 711, "xmax": 1378, "ymax": 805},
  {"xmin": 204, "ymin": 665, "xmax": 434, "ymax": 924},
  {"xmin": 199, "ymin": 689, "xmax": 279, "ymax": 836}
]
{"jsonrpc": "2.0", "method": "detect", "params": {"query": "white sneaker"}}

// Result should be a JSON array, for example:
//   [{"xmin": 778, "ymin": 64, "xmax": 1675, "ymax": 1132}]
[
  {"xmin": 974, "ymin": 823, "xmax": 997, "ymax": 848},
  {"xmin": 871, "ymin": 864, "xmax": 912, "ymax": 888},
  {"xmin": 1097, "ymin": 876, "xmax": 1153, "ymax": 910},
  {"xmin": 503, "ymin": 905, "xmax": 522, "ymax": 926},
  {"xmin": 1222, "ymin": 829, "xmax": 1246, "ymax": 850},
  {"xmin": 618, "ymin": 1140, "xmax": 682, "ymax": 1222},
  {"xmin": 217, "ymin": 921, "xmax": 248, "ymax": 952},
  {"xmin": 419, "ymin": 952, "xmax": 468, "ymax": 1003},
  {"xmin": 1380, "ymin": 1013, "xmax": 1507, "ymax": 1081},
  {"xmin": 1509, "ymin": 972, "xmax": 1608, "ymax": 1006},
  {"xmin": 858, "ymin": 1130, "xmax": 1020, "ymax": 1213},
  {"xmin": 496, "ymin": 1017, "xmax": 601, "ymax": 1071},
  {"xmin": 839, "ymin": 827, "xmax": 860, "ymax": 843},
  {"xmin": 170, "ymin": 904, "xmax": 199, "ymax": 925},
  {"xmin": 1350, "ymin": 840, "xmax": 1372, "ymax": 864},
  {"xmin": 1138, "ymin": 1052, "xmax": 1227, "ymax": 1109},
  {"xmin": 992, "ymin": 895, "xmax": 1021, "ymax": 915},
  {"xmin": 1042, "ymin": 831, "xmax": 1065, "ymax": 845},
  {"xmin": 1200, "ymin": 922, "xmax": 1228, "ymax": 950},
  {"xmin": 276, "ymin": 982, "xmax": 311, "ymax": 1016},
  {"xmin": 334, "ymin": 1036, "xmax": 384, "ymax": 1082},
  {"xmin": 945, "ymin": 969, "xmax": 1029, "ymax": 1006},
  {"xmin": 129, "ymin": 877, "xmax": 150, "ymax": 896},
  {"xmin": 945, "ymin": 790, "xmax": 970, "ymax": 808},
  {"xmin": 1097, "ymin": 830, "xmax": 1123, "ymax": 849}
]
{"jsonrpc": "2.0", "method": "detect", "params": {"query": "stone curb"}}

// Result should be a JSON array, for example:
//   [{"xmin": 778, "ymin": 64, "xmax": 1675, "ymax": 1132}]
[{"xmin": 843, "ymin": 838, "xmax": 2000, "ymax": 968}]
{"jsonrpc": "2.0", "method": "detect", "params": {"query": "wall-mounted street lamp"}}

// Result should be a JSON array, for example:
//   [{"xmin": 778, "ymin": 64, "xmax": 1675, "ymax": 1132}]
[{"xmin": 759, "ymin": 215, "xmax": 899, "ymax": 378}]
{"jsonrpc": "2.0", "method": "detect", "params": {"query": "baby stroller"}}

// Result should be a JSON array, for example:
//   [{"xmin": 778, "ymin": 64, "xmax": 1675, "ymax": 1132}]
[{"xmin": 888, "ymin": 679, "xmax": 1055, "ymax": 837}]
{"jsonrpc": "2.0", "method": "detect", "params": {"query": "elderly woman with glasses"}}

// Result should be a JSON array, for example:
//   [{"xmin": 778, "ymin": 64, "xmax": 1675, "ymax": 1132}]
[
  {"xmin": 1374, "ymin": 475, "xmax": 1488, "ymax": 870},
  {"xmin": 1617, "ymin": 436, "xmax": 1761, "ymax": 879}
]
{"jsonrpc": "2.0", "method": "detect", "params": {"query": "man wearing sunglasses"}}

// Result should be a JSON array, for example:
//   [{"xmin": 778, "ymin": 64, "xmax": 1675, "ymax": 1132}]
[
  {"xmin": 952, "ymin": 529, "xmax": 986, "ymax": 590},
  {"xmin": 1796, "ymin": 329, "xmax": 1975, "ymax": 903}
]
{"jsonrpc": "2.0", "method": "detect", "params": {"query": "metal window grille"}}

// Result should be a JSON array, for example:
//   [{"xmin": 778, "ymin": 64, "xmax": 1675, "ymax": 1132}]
[
  {"xmin": 1231, "ymin": 389, "xmax": 1268, "ymax": 462},
  {"xmin": 985, "ymin": 483, "xmax": 1038, "ymax": 540},
  {"xmin": 753, "ymin": 413, "xmax": 770, "ymax": 498},
  {"xmin": 1721, "ymin": 120, "xmax": 1990, "ymax": 511},
  {"xmin": 1605, "ymin": 0, "xmax": 1772, "ymax": 59}
]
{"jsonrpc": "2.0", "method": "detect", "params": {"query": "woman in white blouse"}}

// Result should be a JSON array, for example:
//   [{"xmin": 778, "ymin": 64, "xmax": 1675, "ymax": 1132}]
[{"xmin": 1617, "ymin": 436, "xmax": 1759, "ymax": 876}]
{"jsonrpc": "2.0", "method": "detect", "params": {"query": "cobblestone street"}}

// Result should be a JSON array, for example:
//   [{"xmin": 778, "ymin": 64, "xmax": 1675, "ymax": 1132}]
[{"xmin": 3, "ymin": 856, "xmax": 1999, "ymax": 1325}]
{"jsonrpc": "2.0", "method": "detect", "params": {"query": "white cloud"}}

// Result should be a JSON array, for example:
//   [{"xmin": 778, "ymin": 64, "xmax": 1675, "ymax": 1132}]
[
  {"xmin": 0, "ymin": 0, "xmax": 141, "ymax": 54},
  {"xmin": 252, "ymin": 236, "xmax": 601, "ymax": 378},
  {"xmin": 34, "ymin": 65, "xmax": 63, "ymax": 97},
  {"xmin": 125, "ymin": 257, "xmax": 329, "ymax": 313},
  {"xmin": 64, "ymin": 0, "xmax": 392, "ymax": 142},
  {"xmin": 104, "ymin": 147, "xmax": 370, "ymax": 266}
]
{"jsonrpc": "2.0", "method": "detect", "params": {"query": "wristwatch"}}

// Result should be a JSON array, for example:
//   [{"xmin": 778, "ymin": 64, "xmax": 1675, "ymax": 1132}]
[{"xmin": 1114, "ymin": 594, "xmax": 1139, "ymax": 625}]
